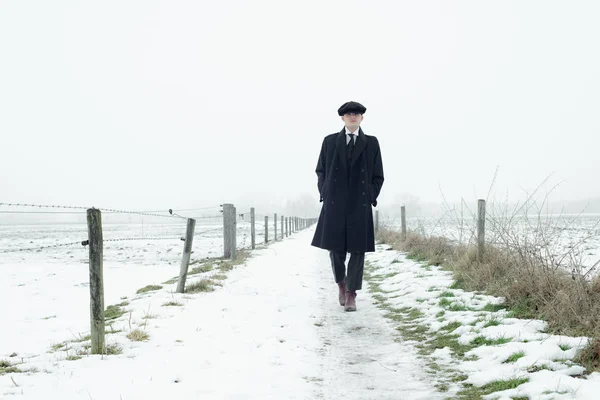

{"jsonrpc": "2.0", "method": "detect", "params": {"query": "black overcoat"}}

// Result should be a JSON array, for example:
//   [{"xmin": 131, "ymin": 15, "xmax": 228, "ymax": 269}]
[{"xmin": 311, "ymin": 127, "xmax": 384, "ymax": 253}]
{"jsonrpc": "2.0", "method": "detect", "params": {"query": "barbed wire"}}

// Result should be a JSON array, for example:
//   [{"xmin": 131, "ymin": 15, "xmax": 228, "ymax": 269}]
[
  {"xmin": 194, "ymin": 227, "xmax": 223, "ymax": 236},
  {"xmin": 0, "ymin": 202, "xmax": 87, "ymax": 210},
  {"xmin": 0, "ymin": 211, "xmax": 85, "ymax": 214},
  {"xmin": 1, "ymin": 202, "xmax": 307, "ymax": 254},
  {"xmin": 237, "ymin": 211, "xmax": 283, "ymax": 218},
  {"xmin": 168, "ymin": 211, "xmax": 187, "ymax": 219},
  {"xmin": 236, "ymin": 218, "xmax": 270, "ymax": 224},
  {"xmin": 237, "ymin": 214, "xmax": 282, "ymax": 223},
  {"xmin": 102, "ymin": 236, "xmax": 184, "ymax": 244},
  {"xmin": 0, "ymin": 241, "xmax": 85, "ymax": 253},
  {"xmin": 2, "ymin": 227, "xmax": 226, "ymax": 253},
  {"xmin": 0, "ymin": 202, "xmax": 191, "ymax": 220},
  {"xmin": 0, "ymin": 203, "xmax": 303, "ymax": 221},
  {"xmin": 237, "ymin": 219, "xmax": 290, "ymax": 227},
  {"xmin": 140, "ymin": 206, "xmax": 221, "ymax": 213},
  {"xmin": 99, "ymin": 208, "xmax": 188, "ymax": 220}
]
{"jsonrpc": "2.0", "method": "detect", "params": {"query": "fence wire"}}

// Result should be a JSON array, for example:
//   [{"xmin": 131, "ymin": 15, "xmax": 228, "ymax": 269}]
[
  {"xmin": 0, "ymin": 202, "xmax": 223, "ymax": 221},
  {"xmin": 0, "ymin": 210, "xmax": 84, "ymax": 214},
  {"xmin": 0, "ymin": 203, "xmax": 224, "ymax": 253},
  {"xmin": 1, "ymin": 201, "xmax": 312, "ymax": 256},
  {"xmin": 0, "ymin": 241, "xmax": 86, "ymax": 254},
  {"xmin": 193, "ymin": 227, "xmax": 222, "ymax": 236},
  {"xmin": 0, "ymin": 202, "xmax": 88, "ymax": 211}
]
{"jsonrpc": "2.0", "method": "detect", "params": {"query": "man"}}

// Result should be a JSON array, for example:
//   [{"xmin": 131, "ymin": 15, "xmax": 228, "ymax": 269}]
[{"xmin": 311, "ymin": 101, "xmax": 384, "ymax": 312}]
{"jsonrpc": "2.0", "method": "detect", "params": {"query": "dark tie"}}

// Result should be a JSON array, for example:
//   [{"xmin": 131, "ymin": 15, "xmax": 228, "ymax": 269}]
[{"xmin": 347, "ymin": 134, "xmax": 355, "ymax": 160}]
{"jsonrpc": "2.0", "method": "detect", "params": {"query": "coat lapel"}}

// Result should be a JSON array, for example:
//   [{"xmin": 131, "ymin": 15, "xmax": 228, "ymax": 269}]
[
  {"xmin": 335, "ymin": 129, "xmax": 347, "ymax": 171},
  {"xmin": 351, "ymin": 127, "xmax": 367, "ymax": 167}
]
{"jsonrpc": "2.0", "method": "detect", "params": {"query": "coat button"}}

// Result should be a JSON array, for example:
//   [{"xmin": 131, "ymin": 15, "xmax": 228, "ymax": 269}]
[
  {"xmin": 331, "ymin": 201, "xmax": 335, "ymax": 204},
  {"xmin": 363, "ymin": 203, "xmax": 366, "ymax": 206},
  {"xmin": 361, "ymin": 169, "xmax": 364, "ymax": 172},
  {"xmin": 335, "ymin": 168, "xmax": 339, "ymax": 171},
  {"xmin": 361, "ymin": 180, "xmax": 365, "ymax": 183},
  {"xmin": 362, "ymin": 192, "xmax": 365, "ymax": 195},
  {"xmin": 334, "ymin": 179, "xmax": 337, "ymax": 182}
]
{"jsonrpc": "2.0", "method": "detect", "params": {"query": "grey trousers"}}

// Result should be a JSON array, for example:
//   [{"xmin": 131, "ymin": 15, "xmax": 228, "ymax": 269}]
[{"xmin": 329, "ymin": 251, "xmax": 365, "ymax": 291}]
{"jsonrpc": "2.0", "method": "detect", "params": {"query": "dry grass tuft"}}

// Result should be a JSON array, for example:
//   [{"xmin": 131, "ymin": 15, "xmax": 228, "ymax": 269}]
[
  {"xmin": 127, "ymin": 329, "xmax": 149, "ymax": 342},
  {"xmin": 0, "ymin": 360, "xmax": 22, "ymax": 375},
  {"xmin": 136, "ymin": 285, "xmax": 162, "ymax": 294},
  {"xmin": 105, "ymin": 343, "xmax": 123, "ymax": 355},
  {"xmin": 574, "ymin": 337, "xmax": 600, "ymax": 372},
  {"xmin": 189, "ymin": 264, "xmax": 213, "ymax": 275},
  {"xmin": 215, "ymin": 249, "xmax": 250, "ymax": 272},
  {"xmin": 185, "ymin": 279, "xmax": 216, "ymax": 293},
  {"xmin": 162, "ymin": 301, "xmax": 183, "ymax": 307}
]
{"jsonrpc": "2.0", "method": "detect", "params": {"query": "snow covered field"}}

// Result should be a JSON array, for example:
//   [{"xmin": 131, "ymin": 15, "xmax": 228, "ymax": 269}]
[
  {"xmin": 2, "ymin": 226, "xmax": 600, "ymax": 399},
  {"xmin": 0, "ymin": 219, "xmax": 272, "ymax": 359}
]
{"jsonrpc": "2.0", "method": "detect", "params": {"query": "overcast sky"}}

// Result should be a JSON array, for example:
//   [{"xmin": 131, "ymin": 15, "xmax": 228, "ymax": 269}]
[{"xmin": 1, "ymin": 0, "xmax": 599, "ymax": 214}]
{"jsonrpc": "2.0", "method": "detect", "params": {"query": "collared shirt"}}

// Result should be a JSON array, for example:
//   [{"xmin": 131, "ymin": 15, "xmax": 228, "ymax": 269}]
[{"xmin": 345, "ymin": 127, "xmax": 359, "ymax": 145}]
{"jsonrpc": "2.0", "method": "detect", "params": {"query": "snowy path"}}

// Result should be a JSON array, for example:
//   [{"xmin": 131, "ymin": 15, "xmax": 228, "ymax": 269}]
[
  {"xmin": 1, "ymin": 228, "xmax": 438, "ymax": 399},
  {"xmin": 294, "ymin": 233, "xmax": 439, "ymax": 400}
]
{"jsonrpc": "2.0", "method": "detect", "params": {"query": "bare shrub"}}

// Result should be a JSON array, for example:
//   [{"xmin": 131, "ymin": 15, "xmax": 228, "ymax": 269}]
[
  {"xmin": 574, "ymin": 337, "xmax": 600, "ymax": 373},
  {"xmin": 378, "ymin": 174, "xmax": 600, "ymax": 369}
]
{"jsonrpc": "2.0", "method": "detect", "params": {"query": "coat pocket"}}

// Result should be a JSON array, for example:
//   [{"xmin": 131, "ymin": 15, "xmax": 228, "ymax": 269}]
[
  {"xmin": 368, "ymin": 185, "xmax": 376, "ymax": 204},
  {"xmin": 322, "ymin": 183, "xmax": 330, "ymax": 200}
]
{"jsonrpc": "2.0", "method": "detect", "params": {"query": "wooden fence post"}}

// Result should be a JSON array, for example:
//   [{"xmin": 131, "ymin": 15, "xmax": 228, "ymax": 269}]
[
  {"xmin": 264, "ymin": 216, "xmax": 269, "ymax": 243},
  {"xmin": 223, "ymin": 203, "xmax": 236, "ymax": 259},
  {"xmin": 285, "ymin": 217, "xmax": 288, "ymax": 237},
  {"xmin": 477, "ymin": 199, "xmax": 486, "ymax": 262},
  {"xmin": 280, "ymin": 215, "xmax": 284, "ymax": 240},
  {"xmin": 274, "ymin": 213, "xmax": 278, "ymax": 241},
  {"xmin": 176, "ymin": 218, "xmax": 196, "ymax": 293},
  {"xmin": 375, "ymin": 210, "xmax": 379, "ymax": 234},
  {"xmin": 87, "ymin": 208, "xmax": 105, "ymax": 355},
  {"xmin": 250, "ymin": 207, "xmax": 256, "ymax": 250},
  {"xmin": 401, "ymin": 206, "xmax": 407, "ymax": 241},
  {"xmin": 223, "ymin": 204, "xmax": 230, "ymax": 257},
  {"xmin": 232, "ymin": 206, "xmax": 237, "ymax": 259}
]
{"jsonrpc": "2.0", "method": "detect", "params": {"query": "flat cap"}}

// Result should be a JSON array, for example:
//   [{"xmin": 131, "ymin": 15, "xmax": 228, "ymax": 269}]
[{"xmin": 337, "ymin": 101, "xmax": 366, "ymax": 116}]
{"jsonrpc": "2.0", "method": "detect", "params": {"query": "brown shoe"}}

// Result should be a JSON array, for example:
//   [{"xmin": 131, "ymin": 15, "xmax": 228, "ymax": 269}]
[
  {"xmin": 337, "ymin": 281, "xmax": 346, "ymax": 306},
  {"xmin": 344, "ymin": 290, "xmax": 357, "ymax": 312}
]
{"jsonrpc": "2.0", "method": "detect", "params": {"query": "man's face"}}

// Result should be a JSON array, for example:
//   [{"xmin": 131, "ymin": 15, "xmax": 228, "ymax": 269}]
[{"xmin": 341, "ymin": 113, "xmax": 363, "ymax": 130}]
